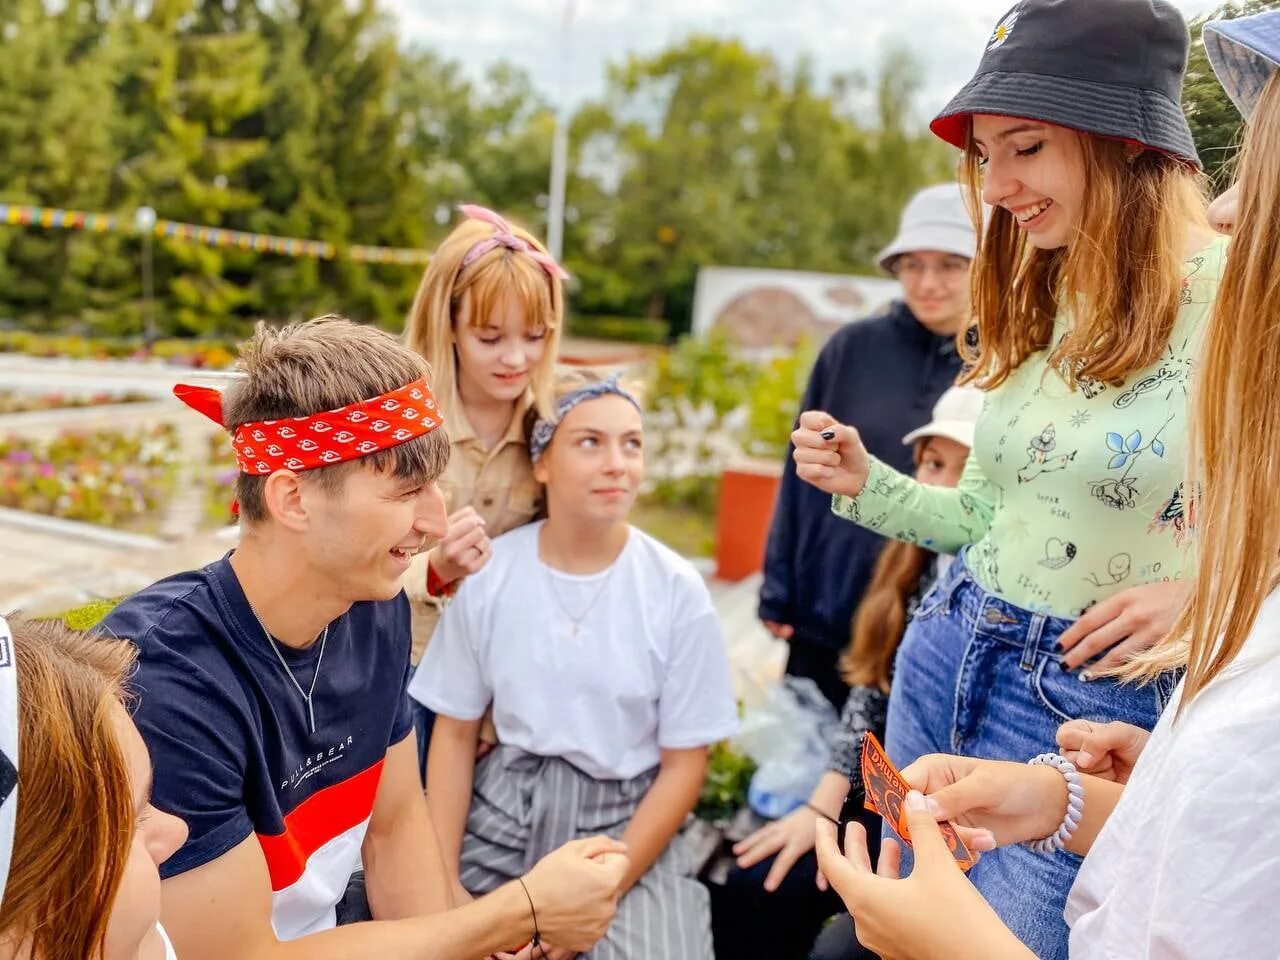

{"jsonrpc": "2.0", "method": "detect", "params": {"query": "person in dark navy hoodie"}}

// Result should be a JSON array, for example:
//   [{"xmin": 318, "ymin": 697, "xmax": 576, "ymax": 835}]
[
  {"xmin": 96, "ymin": 317, "xmax": 628, "ymax": 960},
  {"xmin": 758, "ymin": 183, "xmax": 975, "ymax": 710},
  {"xmin": 711, "ymin": 185, "xmax": 974, "ymax": 960}
]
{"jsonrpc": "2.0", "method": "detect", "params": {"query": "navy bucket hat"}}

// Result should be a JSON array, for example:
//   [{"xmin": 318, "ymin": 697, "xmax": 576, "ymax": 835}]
[{"xmin": 932, "ymin": 0, "xmax": 1200, "ymax": 168}]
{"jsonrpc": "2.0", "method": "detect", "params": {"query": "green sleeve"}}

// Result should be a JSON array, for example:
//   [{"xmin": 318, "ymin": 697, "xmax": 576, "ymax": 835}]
[{"xmin": 830, "ymin": 453, "xmax": 997, "ymax": 553}]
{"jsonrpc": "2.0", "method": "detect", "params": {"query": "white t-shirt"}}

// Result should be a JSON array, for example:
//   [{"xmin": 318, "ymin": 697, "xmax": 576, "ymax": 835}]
[
  {"xmin": 409, "ymin": 522, "xmax": 739, "ymax": 780},
  {"xmin": 1066, "ymin": 588, "xmax": 1280, "ymax": 958}
]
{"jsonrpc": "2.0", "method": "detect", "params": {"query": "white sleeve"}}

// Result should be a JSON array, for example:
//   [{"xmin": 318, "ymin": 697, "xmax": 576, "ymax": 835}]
[
  {"xmin": 406, "ymin": 586, "xmax": 491, "ymax": 720},
  {"xmin": 1100, "ymin": 726, "xmax": 1280, "ymax": 958},
  {"xmin": 1142, "ymin": 746, "xmax": 1280, "ymax": 957},
  {"xmin": 657, "ymin": 577, "xmax": 739, "ymax": 750}
]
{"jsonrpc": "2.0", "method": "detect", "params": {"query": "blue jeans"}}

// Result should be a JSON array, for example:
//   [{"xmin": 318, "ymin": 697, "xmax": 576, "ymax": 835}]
[{"xmin": 884, "ymin": 554, "xmax": 1178, "ymax": 960}]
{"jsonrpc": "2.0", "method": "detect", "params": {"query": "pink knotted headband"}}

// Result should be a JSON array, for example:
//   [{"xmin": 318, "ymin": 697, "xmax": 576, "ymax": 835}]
[{"xmin": 457, "ymin": 204, "xmax": 569, "ymax": 281}]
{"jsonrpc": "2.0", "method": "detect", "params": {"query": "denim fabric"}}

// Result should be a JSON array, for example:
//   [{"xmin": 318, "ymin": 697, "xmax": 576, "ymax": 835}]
[{"xmin": 883, "ymin": 554, "xmax": 1178, "ymax": 960}]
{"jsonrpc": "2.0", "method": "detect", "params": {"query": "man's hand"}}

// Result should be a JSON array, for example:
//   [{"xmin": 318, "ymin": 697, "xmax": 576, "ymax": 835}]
[
  {"xmin": 428, "ymin": 507, "xmax": 491, "ymax": 587},
  {"xmin": 496, "ymin": 943, "xmax": 577, "ymax": 960},
  {"xmin": 1056, "ymin": 719, "xmax": 1150, "ymax": 784},
  {"xmin": 1058, "ymin": 581, "xmax": 1190, "ymax": 675},
  {"xmin": 520, "ymin": 837, "xmax": 629, "ymax": 951}
]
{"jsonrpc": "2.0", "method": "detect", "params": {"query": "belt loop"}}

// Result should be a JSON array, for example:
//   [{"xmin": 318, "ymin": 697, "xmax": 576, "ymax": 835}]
[
  {"xmin": 1021, "ymin": 614, "xmax": 1046, "ymax": 671},
  {"xmin": 940, "ymin": 554, "xmax": 969, "ymax": 618}
]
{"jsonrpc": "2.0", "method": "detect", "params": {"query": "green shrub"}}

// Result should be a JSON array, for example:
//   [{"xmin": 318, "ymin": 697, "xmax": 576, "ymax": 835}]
[
  {"xmin": 696, "ymin": 740, "xmax": 758, "ymax": 824},
  {"xmin": 743, "ymin": 338, "xmax": 817, "ymax": 460},
  {"xmin": 648, "ymin": 330, "xmax": 759, "ymax": 418},
  {"xmin": 568, "ymin": 313, "xmax": 670, "ymax": 344}
]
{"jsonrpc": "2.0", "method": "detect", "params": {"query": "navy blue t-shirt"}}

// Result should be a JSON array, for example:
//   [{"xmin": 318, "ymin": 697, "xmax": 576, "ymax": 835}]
[{"xmin": 98, "ymin": 556, "xmax": 414, "ymax": 937}]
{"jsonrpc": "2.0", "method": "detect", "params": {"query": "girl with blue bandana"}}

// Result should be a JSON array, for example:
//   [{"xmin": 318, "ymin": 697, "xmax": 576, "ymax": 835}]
[{"xmin": 409, "ymin": 374, "xmax": 739, "ymax": 959}]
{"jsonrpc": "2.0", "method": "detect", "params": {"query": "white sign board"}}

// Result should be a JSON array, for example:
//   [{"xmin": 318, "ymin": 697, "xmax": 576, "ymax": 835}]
[{"xmin": 691, "ymin": 266, "xmax": 901, "ymax": 349}]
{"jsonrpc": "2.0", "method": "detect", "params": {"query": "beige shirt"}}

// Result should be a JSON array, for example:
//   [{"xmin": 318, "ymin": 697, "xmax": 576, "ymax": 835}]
[{"xmin": 406, "ymin": 389, "xmax": 543, "ymax": 662}]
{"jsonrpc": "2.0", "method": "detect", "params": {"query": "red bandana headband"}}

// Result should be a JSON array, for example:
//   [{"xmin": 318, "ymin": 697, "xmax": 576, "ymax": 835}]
[{"xmin": 173, "ymin": 377, "xmax": 444, "ymax": 475}]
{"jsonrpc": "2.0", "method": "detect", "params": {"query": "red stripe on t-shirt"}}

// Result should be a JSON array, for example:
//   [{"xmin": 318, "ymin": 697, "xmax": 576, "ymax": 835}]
[{"xmin": 256, "ymin": 759, "xmax": 384, "ymax": 891}]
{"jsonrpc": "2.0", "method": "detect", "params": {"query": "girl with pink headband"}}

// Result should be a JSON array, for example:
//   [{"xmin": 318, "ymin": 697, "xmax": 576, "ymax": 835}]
[{"xmin": 403, "ymin": 205, "xmax": 568, "ymax": 773}]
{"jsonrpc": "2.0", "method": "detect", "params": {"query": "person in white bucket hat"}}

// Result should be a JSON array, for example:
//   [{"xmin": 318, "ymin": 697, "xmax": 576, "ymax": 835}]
[
  {"xmin": 758, "ymin": 181, "xmax": 977, "ymax": 707},
  {"xmin": 875, "ymin": 183, "xmax": 977, "ymax": 274},
  {"xmin": 724, "ymin": 189, "xmax": 975, "ymax": 959}
]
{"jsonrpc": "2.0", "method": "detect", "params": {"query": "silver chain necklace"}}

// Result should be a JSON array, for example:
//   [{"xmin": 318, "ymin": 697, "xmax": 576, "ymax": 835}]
[
  {"xmin": 248, "ymin": 604, "xmax": 328, "ymax": 735},
  {"xmin": 543, "ymin": 558, "xmax": 616, "ymax": 637}
]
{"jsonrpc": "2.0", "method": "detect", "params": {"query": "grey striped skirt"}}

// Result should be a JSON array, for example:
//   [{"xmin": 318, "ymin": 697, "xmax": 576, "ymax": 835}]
[{"xmin": 460, "ymin": 745, "xmax": 714, "ymax": 960}]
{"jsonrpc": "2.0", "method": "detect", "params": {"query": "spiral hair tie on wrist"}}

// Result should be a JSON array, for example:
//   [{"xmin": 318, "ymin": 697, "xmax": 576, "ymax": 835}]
[
  {"xmin": 517, "ymin": 876, "xmax": 547, "ymax": 958},
  {"xmin": 1025, "ymin": 753, "xmax": 1085, "ymax": 854}
]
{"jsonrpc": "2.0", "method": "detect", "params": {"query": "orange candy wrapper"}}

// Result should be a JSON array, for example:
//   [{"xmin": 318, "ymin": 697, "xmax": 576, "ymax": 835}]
[{"xmin": 861, "ymin": 732, "xmax": 977, "ymax": 871}]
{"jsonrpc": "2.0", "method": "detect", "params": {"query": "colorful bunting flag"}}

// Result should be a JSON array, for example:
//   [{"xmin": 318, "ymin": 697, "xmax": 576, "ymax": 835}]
[{"xmin": 0, "ymin": 203, "xmax": 429, "ymax": 265}]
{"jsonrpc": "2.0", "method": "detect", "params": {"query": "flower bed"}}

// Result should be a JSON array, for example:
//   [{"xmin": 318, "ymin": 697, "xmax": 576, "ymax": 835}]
[
  {"xmin": 0, "ymin": 332, "xmax": 237, "ymax": 369},
  {"xmin": 0, "ymin": 425, "xmax": 182, "ymax": 531},
  {"xmin": 0, "ymin": 389, "xmax": 152, "ymax": 415}
]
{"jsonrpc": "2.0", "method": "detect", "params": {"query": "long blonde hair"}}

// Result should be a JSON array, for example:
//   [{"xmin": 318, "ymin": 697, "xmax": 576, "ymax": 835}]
[
  {"xmin": 1126, "ymin": 73, "xmax": 1280, "ymax": 709},
  {"xmin": 0, "ymin": 617, "xmax": 136, "ymax": 959},
  {"xmin": 958, "ymin": 130, "xmax": 1207, "ymax": 388},
  {"xmin": 404, "ymin": 214, "xmax": 564, "ymax": 422}
]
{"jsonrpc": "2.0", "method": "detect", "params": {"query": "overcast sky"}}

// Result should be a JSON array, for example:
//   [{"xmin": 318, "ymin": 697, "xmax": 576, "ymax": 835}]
[{"xmin": 386, "ymin": 0, "xmax": 1222, "ymax": 118}]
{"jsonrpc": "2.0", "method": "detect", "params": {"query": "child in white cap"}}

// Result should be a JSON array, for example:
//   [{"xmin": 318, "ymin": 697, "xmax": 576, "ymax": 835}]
[{"xmin": 735, "ymin": 386, "xmax": 983, "ymax": 960}]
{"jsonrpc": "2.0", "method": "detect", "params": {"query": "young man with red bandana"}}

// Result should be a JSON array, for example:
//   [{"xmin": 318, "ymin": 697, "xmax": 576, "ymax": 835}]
[{"xmin": 97, "ymin": 317, "xmax": 627, "ymax": 960}]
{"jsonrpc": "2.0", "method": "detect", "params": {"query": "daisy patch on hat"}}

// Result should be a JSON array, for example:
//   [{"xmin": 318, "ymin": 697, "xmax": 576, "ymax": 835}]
[{"xmin": 989, "ymin": 9, "xmax": 1020, "ymax": 50}]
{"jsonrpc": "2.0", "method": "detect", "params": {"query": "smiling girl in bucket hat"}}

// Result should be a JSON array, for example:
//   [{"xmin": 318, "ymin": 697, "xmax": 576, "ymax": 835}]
[
  {"xmin": 810, "ymin": 10, "xmax": 1280, "ymax": 960},
  {"xmin": 789, "ymin": 1, "xmax": 1228, "ymax": 956}
]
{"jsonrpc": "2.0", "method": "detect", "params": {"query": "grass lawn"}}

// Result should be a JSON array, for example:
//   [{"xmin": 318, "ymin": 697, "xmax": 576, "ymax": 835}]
[{"xmin": 631, "ymin": 495, "xmax": 717, "ymax": 559}]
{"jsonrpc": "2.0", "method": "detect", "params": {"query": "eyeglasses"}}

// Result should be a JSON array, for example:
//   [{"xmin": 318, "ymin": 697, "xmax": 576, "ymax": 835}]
[{"xmin": 892, "ymin": 257, "xmax": 971, "ymax": 279}]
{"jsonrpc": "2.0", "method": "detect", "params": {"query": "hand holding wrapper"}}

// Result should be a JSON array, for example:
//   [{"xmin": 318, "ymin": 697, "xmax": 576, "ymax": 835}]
[{"xmin": 842, "ymin": 733, "xmax": 976, "ymax": 870}]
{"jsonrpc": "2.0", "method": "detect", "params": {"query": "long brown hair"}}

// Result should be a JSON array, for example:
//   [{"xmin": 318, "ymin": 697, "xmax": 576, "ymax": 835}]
[
  {"xmin": 841, "ymin": 440, "xmax": 934, "ymax": 692},
  {"xmin": 958, "ymin": 129, "xmax": 1207, "ymax": 389},
  {"xmin": 841, "ymin": 540, "xmax": 933, "ymax": 692},
  {"xmin": 404, "ymin": 214, "xmax": 564, "ymax": 422},
  {"xmin": 0, "ymin": 616, "xmax": 136, "ymax": 959},
  {"xmin": 1127, "ymin": 73, "xmax": 1280, "ymax": 711}
]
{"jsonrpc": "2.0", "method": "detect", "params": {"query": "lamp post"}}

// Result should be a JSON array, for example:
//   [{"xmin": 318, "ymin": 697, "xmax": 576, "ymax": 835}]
[
  {"xmin": 545, "ymin": 0, "xmax": 575, "ymax": 263},
  {"xmin": 134, "ymin": 205, "xmax": 157, "ymax": 345}
]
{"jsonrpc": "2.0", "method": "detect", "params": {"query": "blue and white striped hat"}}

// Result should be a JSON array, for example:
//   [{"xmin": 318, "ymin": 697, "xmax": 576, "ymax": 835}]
[{"xmin": 1204, "ymin": 10, "xmax": 1280, "ymax": 119}]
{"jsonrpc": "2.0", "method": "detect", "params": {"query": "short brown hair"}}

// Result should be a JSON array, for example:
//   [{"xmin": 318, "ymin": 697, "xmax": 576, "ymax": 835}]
[
  {"xmin": 223, "ymin": 317, "xmax": 451, "ymax": 523},
  {"xmin": 0, "ymin": 616, "xmax": 136, "ymax": 958}
]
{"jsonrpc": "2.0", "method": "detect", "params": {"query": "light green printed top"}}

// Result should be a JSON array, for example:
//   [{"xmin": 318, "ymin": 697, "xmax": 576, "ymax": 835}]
[{"xmin": 832, "ymin": 236, "xmax": 1228, "ymax": 618}]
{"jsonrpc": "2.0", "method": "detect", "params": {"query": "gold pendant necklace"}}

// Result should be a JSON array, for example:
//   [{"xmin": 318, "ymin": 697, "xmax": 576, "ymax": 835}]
[{"xmin": 543, "ymin": 559, "xmax": 617, "ymax": 637}]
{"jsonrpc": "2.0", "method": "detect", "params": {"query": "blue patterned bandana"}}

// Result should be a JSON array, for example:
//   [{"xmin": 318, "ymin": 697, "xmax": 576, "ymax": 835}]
[{"xmin": 529, "ymin": 377, "xmax": 642, "ymax": 464}]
